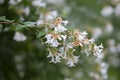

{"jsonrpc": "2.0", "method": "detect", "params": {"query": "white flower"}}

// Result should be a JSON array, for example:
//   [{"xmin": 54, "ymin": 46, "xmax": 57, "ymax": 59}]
[
  {"xmin": 59, "ymin": 47, "xmax": 67, "ymax": 59},
  {"xmin": 24, "ymin": 6, "xmax": 30, "ymax": 16},
  {"xmin": 114, "ymin": 4, "xmax": 120, "ymax": 17},
  {"xmin": 89, "ymin": 72, "xmax": 100, "ymax": 80},
  {"xmin": 32, "ymin": 0, "xmax": 46, "ymax": 7},
  {"xmin": 46, "ymin": 0, "xmax": 64, "ymax": 5},
  {"xmin": 101, "ymin": 6, "xmax": 114, "ymax": 17},
  {"xmin": 93, "ymin": 44, "xmax": 104, "ymax": 58},
  {"xmin": 36, "ymin": 20, "xmax": 44, "ymax": 25},
  {"xmin": 50, "ymin": 39, "xmax": 60, "ymax": 47},
  {"xmin": 45, "ymin": 34, "xmax": 60, "ymax": 47},
  {"xmin": 47, "ymin": 49, "xmax": 62, "ymax": 63},
  {"xmin": 54, "ymin": 24, "xmax": 67, "ymax": 32},
  {"xmin": 66, "ymin": 55, "xmax": 79, "ymax": 67},
  {"xmin": 46, "ymin": 11, "xmax": 58, "ymax": 20},
  {"xmin": 66, "ymin": 43, "xmax": 73, "ymax": 49},
  {"xmin": 100, "ymin": 62, "xmax": 109, "ymax": 79},
  {"xmin": 81, "ymin": 31, "xmax": 88, "ymax": 37},
  {"xmin": 105, "ymin": 22, "xmax": 113, "ymax": 34},
  {"xmin": 78, "ymin": 35, "xmax": 84, "ymax": 41},
  {"xmin": 45, "ymin": 33, "xmax": 66, "ymax": 47},
  {"xmin": 60, "ymin": 35, "xmax": 67, "ymax": 41},
  {"xmin": 77, "ymin": 31, "xmax": 88, "ymax": 41},
  {"xmin": 92, "ymin": 27, "xmax": 102, "ymax": 39},
  {"xmin": 9, "ymin": 0, "xmax": 21, "ymax": 5},
  {"xmin": 62, "ymin": 20, "xmax": 69, "ymax": 26},
  {"xmin": 89, "ymin": 38, "xmax": 95, "ymax": 43},
  {"xmin": 13, "ymin": 32, "xmax": 27, "ymax": 42}
]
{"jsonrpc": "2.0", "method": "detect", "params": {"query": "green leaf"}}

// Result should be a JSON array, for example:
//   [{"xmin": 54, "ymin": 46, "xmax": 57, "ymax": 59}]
[
  {"xmin": 15, "ymin": 24, "xmax": 26, "ymax": 30},
  {"xmin": 23, "ymin": 21, "xmax": 36, "ymax": 27},
  {"xmin": 0, "ymin": 16, "xmax": 6, "ymax": 21},
  {"xmin": 37, "ymin": 31, "xmax": 45, "ymax": 38},
  {"xmin": 0, "ymin": 24, "xmax": 3, "ymax": 28},
  {"xmin": 0, "ymin": 16, "xmax": 10, "ymax": 21}
]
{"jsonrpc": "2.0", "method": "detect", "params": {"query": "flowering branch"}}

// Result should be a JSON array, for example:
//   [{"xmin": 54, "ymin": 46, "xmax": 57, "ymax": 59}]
[
  {"xmin": 0, "ymin": 16, "xmax": 104, "ymax": 67},
  {"xmin": 42, "ymin": 17, "xmax": 104, "ymax": 67}
]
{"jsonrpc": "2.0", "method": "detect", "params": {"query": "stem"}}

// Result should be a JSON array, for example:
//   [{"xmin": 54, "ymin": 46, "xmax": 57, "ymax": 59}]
[{"xmin": 0, "ymin": 22, "xmax": 12, "ymax": 24}]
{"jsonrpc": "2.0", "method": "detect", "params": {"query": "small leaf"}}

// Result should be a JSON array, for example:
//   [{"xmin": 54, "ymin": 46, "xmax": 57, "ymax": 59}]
[
  {"xmin": 15, "ymin": 24, "xmax": 26, "ymax": 30},
  {"xmin": 37, "ymin": 31, "xmax": 45, "ymax": 38},
  {"xmin": 24, "ymin": 21, "xmax": 36, "ymax": 27},
  {"xmin": 0, "ymin": 24, "xmax": 3, "ymax": 28},
  {"xmin": 0, "ymin": 16, "xmax": 10, "ymax": 21},
  {"xmin": 0, "ymin": 16, "xmax": 6, "ymax": 21}
]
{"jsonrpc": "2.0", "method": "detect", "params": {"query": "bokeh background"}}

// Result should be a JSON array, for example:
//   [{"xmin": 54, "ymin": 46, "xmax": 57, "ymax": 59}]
[{"xmin": 0, "ymin": 0, "xmax": 120, "ymax": 80}]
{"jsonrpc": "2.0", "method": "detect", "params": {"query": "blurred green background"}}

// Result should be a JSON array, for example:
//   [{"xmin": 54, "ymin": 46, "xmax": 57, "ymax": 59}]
[{"xmin": 0, "ymin": 0, "xmax": 120, "ymax": 80}]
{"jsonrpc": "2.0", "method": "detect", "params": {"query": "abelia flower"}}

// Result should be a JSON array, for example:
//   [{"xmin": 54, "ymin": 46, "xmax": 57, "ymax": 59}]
[
  {"xmin": 93, "ymin": 44, "xmax": 104, "ymax": 58},
  {"xmin": 66, "ymin": 54, "xmax": 79, "ymax": 67},
  {"xmin": 62, "ymin": 20, "xmax": 69, "ymax": 26},
  {"xmin": 71, "ymin": 39, "xmax": 83, "ymax": 47},
  {"xmin": 13, "ymin": 32, "xmax": 27, "ymax": 42},
  {"xmin": 45, "ymin": 33, "xmax": 58, "ymax": 47},
  {"xmin": 45, "ymin": 33, "xmax": 66, "ymax": 47},
  {"xmin": 73, "ymin": 29, "xmax": 88, "ymax": 41},
  {"xmin": 54, "ymin": 24, "xmax": 67, "ymax": 33},
  {"xmin": 47, "ymin": 49, "xmax": 62, "ymax": 63}
]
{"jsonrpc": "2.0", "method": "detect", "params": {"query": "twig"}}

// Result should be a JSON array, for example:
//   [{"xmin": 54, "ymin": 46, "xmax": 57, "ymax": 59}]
[{"xmin": 0, "ymin": 22, "xmax": 12, "ymax": 24}]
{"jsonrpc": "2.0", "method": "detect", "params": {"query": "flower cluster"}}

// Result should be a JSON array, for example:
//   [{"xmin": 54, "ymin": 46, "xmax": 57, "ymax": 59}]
[{"xmin": 44, "ymin": 17, "xmax": 104, "ymax": 67}]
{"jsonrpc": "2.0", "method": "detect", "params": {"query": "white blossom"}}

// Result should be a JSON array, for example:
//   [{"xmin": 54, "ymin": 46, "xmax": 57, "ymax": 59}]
[
  {"xmin": 89, "ymin": 38, "xmax": 95, "ymax": 43},
  {"xmin": 114, "ymin": 4, "xmax": 120, "ymax": 17},
  {"xmin": 89, "ymin": 72, "xmax": 100, "ymax": 80},
  {"xmin": 54, "ymin": 24, "xmax": 67, "ymax": 32},
  {"xmin": 100, "ymin": 62, "xmax": 109, "ymax": 79},
  {"xmin": 45, "ymin": 34, "xmax": 60, "ymax": 47},
  {"xmin": 66, "ymin": 55, "xmax": 79, "ymax": 67},
  {"xmin": 59, "ymin": 47, "xmax": 67, "ymax": 59},
  {"xmin": 76, "ymin": 31, "xmax": 88, "ymax": 41},
  {"xmin": 24, "ymin": 6, "xmax": 30, "ymax": 16},
  {"xmin": 9, "ymin": 0, "xmax": 21, "ymax": 5},
  {"xmin": 105, "ymin": 22, "xmax": 113, "ymax": 34},
  {"xmin": 60, "ymin": 35, "xmax": 67, "ymax": 41},
  {"xmin": 45, "ymin": 33, "xmax": 66, "ymax": 47},
  {"xmin": 32, "ymin": 0, "xmax": 46, "ymax": 7},
  {"xmin": 13, "ymin": 32, "xmax": 27, "ymax": 42},
  {"xmin": 81, "ymin": 31, "xmax": 88, "ymax": 37},
  {"xmin": 45, "ymin": 11, "xmax": 58, "ymax": 20},
  {"xmin": 47, "ymin": 49, "xmax": 62, "ymax": 63},
  {"xmin": 93, "ymin": 44, "xmax": 104, "ymax": 59},
  {"xmin": 46, "ymin": 0, "xmax": 64, "ymax": 5},
  {"xmin": 101, "ymin": 6, "xmax": 114, "ymax": 17},
  {"xmin": 62, "ymin": 20, "xmax": 69, "ymax": 26},
  {"xmin": 66, "ymin": 43, "xmax": 73, "ymax": 49},
  {"xmin": 92, "ymin": 27, "xmax": 102, "ymax": 39},
  {"xmin": 50, "ymin": 39, "xmax": 60, "ymax": 47}
]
